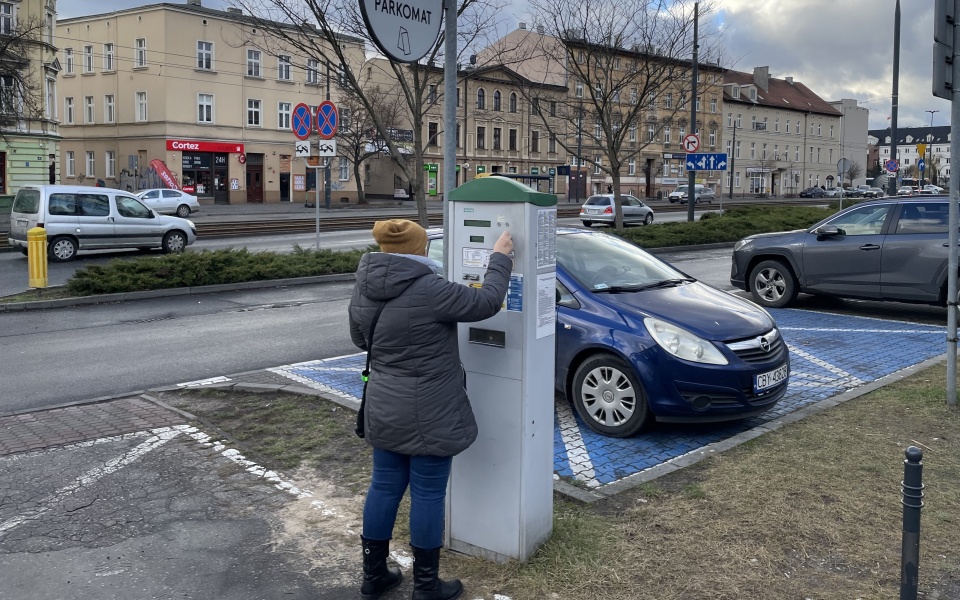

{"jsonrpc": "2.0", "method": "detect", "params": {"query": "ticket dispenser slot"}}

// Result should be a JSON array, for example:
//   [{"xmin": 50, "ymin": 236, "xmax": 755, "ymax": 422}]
[{"xmin": 446, "ymin": 176, "xmax": 557, "ymax": 563}]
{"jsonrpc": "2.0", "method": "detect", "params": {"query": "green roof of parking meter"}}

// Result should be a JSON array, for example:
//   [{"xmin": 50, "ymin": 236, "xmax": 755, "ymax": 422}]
[{"xmin": 448, "ymin": 176, "xmax": 557, "ymax": 207}]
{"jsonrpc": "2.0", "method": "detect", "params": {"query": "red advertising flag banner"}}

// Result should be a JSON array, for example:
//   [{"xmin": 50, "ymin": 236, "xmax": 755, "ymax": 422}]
[
  {"xmin": 150, "ymin": 159, "xmax": 181, "ymax": 191},
  {"xmin": 166, "ymin": 139, "xmax": 245, "ymax": 154}
]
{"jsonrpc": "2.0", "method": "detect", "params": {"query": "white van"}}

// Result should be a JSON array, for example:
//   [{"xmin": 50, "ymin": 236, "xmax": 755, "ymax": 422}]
[{"xmin": 8, "ymin": 185, "xmax": 197, "ymax": 261}]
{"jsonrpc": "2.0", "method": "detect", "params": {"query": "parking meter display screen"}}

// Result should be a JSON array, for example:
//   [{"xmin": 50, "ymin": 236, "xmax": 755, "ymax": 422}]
[
  {"xmin": 463, "ymin": 219, "xmax": 491, "ymax": 227},
  {"xmin": 469, "ymin": 236, "xmax": 484, "ymax": 243}
]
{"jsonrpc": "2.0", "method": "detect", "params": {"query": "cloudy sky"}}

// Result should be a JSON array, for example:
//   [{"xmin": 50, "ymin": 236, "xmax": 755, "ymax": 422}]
[{"xmin": 58, "ymin": 0, "xmax": 942, "ymax": 131}]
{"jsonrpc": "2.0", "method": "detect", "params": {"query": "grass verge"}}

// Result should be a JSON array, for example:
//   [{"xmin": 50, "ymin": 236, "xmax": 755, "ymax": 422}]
[{"xmin": 160, "ymin": 363, "xmax": 959, "ymax": 600}]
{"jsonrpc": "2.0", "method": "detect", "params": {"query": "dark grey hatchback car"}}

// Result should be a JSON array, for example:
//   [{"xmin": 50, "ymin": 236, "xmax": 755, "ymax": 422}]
[{"xmin": 731, "ymin": 197, "xmax": 955, "ymax": 308}]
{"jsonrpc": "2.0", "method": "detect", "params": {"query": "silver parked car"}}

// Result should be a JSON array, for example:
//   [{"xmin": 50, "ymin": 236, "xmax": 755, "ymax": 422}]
[
  {"xmin": 8, "ymin": 185, "xmax": 197, "ymax": 262},
  {"xmin": 668, "ymin": 184, "xmax": 715, "ymax": 204},
  {"xmin": 579, "ymin": 194, "xmax": 654, "ymax": 227},
  {"xmin": 136, "ymin": 188, "xmax": 201, "ymax": 217},
  {"xmin": 731, "ymin": 197, "xmax": 954, "ymax": 308}
]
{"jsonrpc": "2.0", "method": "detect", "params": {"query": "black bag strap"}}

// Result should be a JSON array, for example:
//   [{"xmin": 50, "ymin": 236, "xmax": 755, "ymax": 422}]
[{"xmin": 356, "ymin": 301, "xmax": 386, "ymax": 438}]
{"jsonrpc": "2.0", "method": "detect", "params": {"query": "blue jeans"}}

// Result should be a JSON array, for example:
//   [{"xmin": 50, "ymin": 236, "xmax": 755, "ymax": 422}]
[{"xmin": 362, "ymin": 447, "xmax": 452, "ymax": 549}]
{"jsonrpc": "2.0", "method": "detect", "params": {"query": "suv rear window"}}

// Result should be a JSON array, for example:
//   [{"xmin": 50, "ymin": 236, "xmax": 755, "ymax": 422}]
[
  {"xmin": 12, "ymin": 189, "xmax": 40, "ymax": 214},
  {"xmin": 584, "ymin": 196, "xmax": 611, "ymax": 206}
]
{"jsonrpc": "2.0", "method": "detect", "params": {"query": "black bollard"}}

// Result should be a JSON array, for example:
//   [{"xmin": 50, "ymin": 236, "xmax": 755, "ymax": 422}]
[{"xmin": 900, "ymin": 446, "xmax": 924, "ymax": 600}]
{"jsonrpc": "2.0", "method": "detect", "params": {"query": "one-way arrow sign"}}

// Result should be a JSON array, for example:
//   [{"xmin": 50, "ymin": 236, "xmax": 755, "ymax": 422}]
[{"xmin": 685, "ymin": 152, "xmax": 729, "ymax": 171}]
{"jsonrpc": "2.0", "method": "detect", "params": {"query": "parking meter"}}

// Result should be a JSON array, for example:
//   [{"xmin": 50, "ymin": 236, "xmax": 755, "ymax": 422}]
[{"xmin": 445, "ymin": 176, "xmax": 557, "ymax": 562}]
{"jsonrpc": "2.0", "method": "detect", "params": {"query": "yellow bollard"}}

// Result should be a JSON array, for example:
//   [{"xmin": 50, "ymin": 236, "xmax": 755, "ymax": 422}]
[{"xmin": 27, "ymin": 227, "xmax": 48, "ymax": 289}]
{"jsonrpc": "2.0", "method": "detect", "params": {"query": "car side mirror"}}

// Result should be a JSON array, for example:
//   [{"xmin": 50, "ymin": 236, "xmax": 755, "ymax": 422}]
[{"xmin": 814, "ymin": 225, "xmax": 840, "ymax": 237}]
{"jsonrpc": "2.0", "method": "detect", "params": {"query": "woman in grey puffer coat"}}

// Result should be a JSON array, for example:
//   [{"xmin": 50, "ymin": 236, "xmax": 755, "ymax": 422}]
[{"xmin": 349, "ymin": 219, "xmax": 513, "ymax": 600}]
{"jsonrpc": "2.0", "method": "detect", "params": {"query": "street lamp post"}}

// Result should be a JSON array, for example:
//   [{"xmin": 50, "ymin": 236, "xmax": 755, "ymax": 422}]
[{"xmin": 925, "ymin": 109, "xmax": 939, "ymax": 187}]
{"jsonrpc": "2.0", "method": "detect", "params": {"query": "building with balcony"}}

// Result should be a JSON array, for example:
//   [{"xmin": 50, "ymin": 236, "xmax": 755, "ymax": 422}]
[
  {"xmin": 56, "ymin": 0, "xmax": 365, "ymax": 204},
  {"xmin": 0, "ymin": 0, "xmax": 61, "ymax": 194},
  {"xmin": 722, "ymin": 67, "xmax": 846, "ymax": 196}
]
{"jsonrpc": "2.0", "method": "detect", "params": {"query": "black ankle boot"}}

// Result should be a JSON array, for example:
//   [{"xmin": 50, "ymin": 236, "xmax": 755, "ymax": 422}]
[
  {"xmin": 410, "ymin": 546, "xmax": 462, "ymax": 600},
  {"xmin": 360, "ymin": 537, "xmax": 403, "ymax": 598}
]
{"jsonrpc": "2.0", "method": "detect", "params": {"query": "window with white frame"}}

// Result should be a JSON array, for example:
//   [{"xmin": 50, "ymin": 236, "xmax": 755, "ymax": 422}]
[
  {"xmin": 104, "ymin": 95, "xmax": 114, "ymax": 123},
  {"xmin": 727, "ymin": 112, "xmax": 732, "ymax": 127},
  {"xmin": 246, "ymin": 49, "xmax": 261, "ymax": 77},
  {"xmin": 594, "ymin": 155, "xmax": 602, "ymax": 174},
  {"xmin": 663, "ymin": 125, "xmax": 671, "ymax": 143},
  {"xmin": 829, "ymin": 148, "xmax": 833, "ymax": 163},
  {"xmin": 735, "ymin": 171, "xmax": 741, "ymax": 187},
  {"xmin": 197, "ymin": 41, "xmax": 213, "ymax": 70},
  {"xmin": 750, "ymin": 142, "xmax": 755, "ymax": 159},
  {"xmin": 762, "ymin": 143, "xmax": 767, "ymax": 160},
  {"xmin": 629, "ymin": 122, "xmax": 637, "ymax": 142},
  {"xmin": 817, "ymin": 123, "xmax": 821, "ymax": 136},
  {"xmin": 710, "ymin": 98, "xmax": 717, "ymax": 113},
  {"xmin": 85, "ymin": 151, "xmax": 95, "ymax": 177},
  {"xmin": 198, "ymin": 93, "xmax": 213, "ymax": 123},
  {"xmin": 736, "ymin": 140, "xmax": 741, "ymax": 158},
  {"xmin": 135, "ymin": 38, "xmax": 147, "ymax": 67},
  {"xmin": 774, "ymin": 144, "xmax": 780, "ymax": 160},
  {"xmin": 277, "ymin": 102, "xmax": 291, "ymax": 129},
  {"xmin": 630, "ymin": 88, "xmax": 637, "ymax": 103},
  {"xmin": 66, "ymin": 151, "xmax": 75, "ymax": 177},
  {"xmin": 665, "ymin": 92, "xmax": 673, "ymax": 109},
  {"xmin": 509, "ymin": 92, "xmax": 517, "ymax": 112},
  {"xmin": 795, "ymin": 146, "xmax": 799, "ymax": 161},
  {"xmin": 0, "ymin": 2, "xmax": 13, "ymax": 35},
  {"xmin": 647, "ymin": 123, "xmax": 655, "ymax": 142},
  {"xmin": 575, "ymin": 80, "xmax": 583, "ymax": 98},
  {"xmin": 83, "ymin": 45, "xmax": 93, "ymax": 73},
  {"xmin": 278, "ymin": 54, "xmax": 291, "ymax": 80},
  {"xmin": 709, "ymin": 128, "xmax": 716, "ymax": 147},
  {"xmin": 735, "ymin": 114, "xmax": 741, "ymax": 127},
  {"xmin": 64, "ymin": 97, "xmax": 74, "ymax": 124},
  {"xmin": 135, "ymin": 91, "xmax": 147, "ymax": 122},
  {"xmin": 64, "ymin": 48, "xmax": 74, "ymax": 74},
  {"xmin": 306, "ymin": 58, "xmax": 318, "ymax": 84},
  {"xmin": 628, "ymin": 158, "xmax": 636, "ymax": 176},
  {"xmin": 829, "ymin": 124, "xmax": 835, "ymax": 138},
  {"xmin": 84, "ymin": 96, "xmax": 94, "ymax": 124},
  {"xmin": 339, "ymin": 157, "xmax": 349, "ymax": 181},
  {"xmin": 696, "ymin": 96, "xmax": 701, "ymax": 112},
  {"xmin": 45, "ymin": 77, "xmax": 55, "ymax": 119},
  {"xmin": 774, "ymin": 118, "xmax": 780, "ymax": 132},
  {"xmin": 726, "ymin": 141, "xmax": 732, "ymax": 156},
  {"xmin": 247, "ymin": 99, "xmax": 261, "ymax": 126},
  {"xmin": 105, "ymin": 151, "xmax": 116, "ymax": 178},
  {"xmin": 103, "ymin": 43, "xmax": 114, "ymax": 71}
]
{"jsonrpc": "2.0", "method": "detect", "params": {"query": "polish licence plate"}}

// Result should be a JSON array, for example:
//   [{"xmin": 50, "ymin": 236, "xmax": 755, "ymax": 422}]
[{"xmin": 754, "ymin": 363, "xmax": 788, "ymax": 393}]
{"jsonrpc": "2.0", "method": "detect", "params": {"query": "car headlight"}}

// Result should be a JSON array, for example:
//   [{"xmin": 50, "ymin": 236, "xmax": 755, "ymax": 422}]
[
  {"xmin": 643, "ymin": 317, "xmax": 729, "ymax": 365},
  {"xmin": 733, "ymin": 238, "xmax": 753, "ymax": 252},
  {"xmin": 185, "ymin": 219, "xmax": 196, "ymax": 228}
]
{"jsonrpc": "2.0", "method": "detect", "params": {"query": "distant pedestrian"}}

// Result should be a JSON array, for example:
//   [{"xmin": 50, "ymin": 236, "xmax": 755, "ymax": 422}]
[
  {"xmin": 349, "ymin": 219, "xmax": 513, "ymax": 600},
  {"xmin": 607, "ymin": 184, "xmax": 613, "ymax": 193}
]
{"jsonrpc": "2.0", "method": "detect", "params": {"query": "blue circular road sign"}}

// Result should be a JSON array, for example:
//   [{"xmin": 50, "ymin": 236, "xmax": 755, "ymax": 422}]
[
  {"xmin": 292, "ymin": 103, "xmax": 313, "ymax": 140},
  {"xmin": 885, "ymin": 159, "xmax": 898, "ymax": 173},
  {"xmin": 317, "ymin": 100, "xmax": 339, "ymax": 140}
]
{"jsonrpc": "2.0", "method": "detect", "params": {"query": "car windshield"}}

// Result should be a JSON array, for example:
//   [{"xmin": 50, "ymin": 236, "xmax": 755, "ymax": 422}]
[
  {"xmin": 674, "ymin": 186, "xmax": 688, "ymax": 193},
  {"xmin": 556, "ymin": 231, "xmax": 690, "ymax": 291}
]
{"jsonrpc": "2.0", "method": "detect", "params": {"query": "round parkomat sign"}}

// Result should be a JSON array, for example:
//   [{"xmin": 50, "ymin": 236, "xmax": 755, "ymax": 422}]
[{"xmin": 360, "ymin": 0, "xmax": 443, "ymax": 63}]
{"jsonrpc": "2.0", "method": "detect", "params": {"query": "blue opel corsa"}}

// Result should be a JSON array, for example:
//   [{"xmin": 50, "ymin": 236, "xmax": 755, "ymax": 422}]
[{"xmin": 427, "ymin": 227, "xmax": 789, "ymax": 437}]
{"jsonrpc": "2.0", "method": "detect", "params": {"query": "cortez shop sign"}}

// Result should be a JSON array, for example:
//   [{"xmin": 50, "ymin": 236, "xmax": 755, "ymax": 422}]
[{"xmin": 166, "ymin": 139, "xmax": 245, "ymax": 154}]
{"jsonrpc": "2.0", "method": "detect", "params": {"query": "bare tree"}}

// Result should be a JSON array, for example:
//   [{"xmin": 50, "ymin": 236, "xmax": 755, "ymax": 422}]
[
  {"xmin": 486, "ymin": 0, "xmax": 721, "ymax": 228},
  {"xmin": 843, "ymin": 161, "xmax": 863, "ymax": 187},
  {"xmin": 0, "ymin": 15, "xmax": 48, "ymax": 138},
  {"xmin": 336, "ymin": 85, "xmax": 406, "ymax": 204},
  {"xmin": 226, "ymin": 0, "xmax": 508, "ymax": 226}
]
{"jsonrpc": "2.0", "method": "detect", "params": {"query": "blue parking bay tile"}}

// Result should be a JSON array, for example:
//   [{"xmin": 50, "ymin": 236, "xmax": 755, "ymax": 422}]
[{"xmin": 269, "ymin": 310, "xmax": 945, "ymax": 492}]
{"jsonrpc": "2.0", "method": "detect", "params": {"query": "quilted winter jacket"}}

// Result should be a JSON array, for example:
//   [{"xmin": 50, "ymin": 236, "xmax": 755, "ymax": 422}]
[{"xmin": 348, "ymin": 251, "xmax": 512, "ymax": 456}]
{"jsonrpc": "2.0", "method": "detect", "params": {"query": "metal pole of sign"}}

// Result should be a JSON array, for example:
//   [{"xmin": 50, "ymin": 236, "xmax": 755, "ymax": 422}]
[
  {"xmin": 948, "ymin": 0, "xmax": 959, "ymax": 407},
  {"xmin": 442, "ymin": 0, "xmax": 456, "ymax": 278},
  {"xmin": 324, "ymin": 62, "xmax": 332, "ymax": 210},
  {"xmin": 686, "ymin": 1, "xmax": 699, "ymax": 223},
  {"xmin": 316, "ymin": 165, "xmax": 321, "ymax": 249}
]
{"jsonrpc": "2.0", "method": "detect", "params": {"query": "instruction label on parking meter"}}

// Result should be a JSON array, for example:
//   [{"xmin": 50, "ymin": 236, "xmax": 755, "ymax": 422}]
[
  {"xmin": 537, "ymin": 209, "xmax": 557, "ymax": 268},
  {"xmin": 536, "ymin": 273, "xmax": 555, "ymax": 338},
  {"xmin": 462, "ymin": 247, "xmax": 493, "ymax": 269},
  {"xmin": 506, "ymin": 274, "xmax": 523, "ymax": 312}
]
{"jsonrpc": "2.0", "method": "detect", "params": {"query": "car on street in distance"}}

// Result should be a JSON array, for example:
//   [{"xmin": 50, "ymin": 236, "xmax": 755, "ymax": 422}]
[
  {"xmin": 799, "ymin": 187, "xmax": 826, "ymax": 198},
  {"xmin": 730, "ymin": 197, "xmax": 955, "ymax": 308},
  {"xmin": 867, "ymin": 187, "xmax": 886, "ymax": 198},
  {"xmin": 8, "ymin": 185, "xmax": 197, "ymax": 261},
  {"xmin": 427, "ymin": 227, "xmax": 789, "ymax": 437},
  {"xmin": 135, "ymin": 188, "xmax": 201, "ymax": 217},
  {"xmin": 668, "ymin": 184, "xmax": 714, "ymax": 204},
  {"xmin": 897, "ymin": 186, "xmax": 917, "ymax": 196},
  {"xmin": 920, "ymin": 184, "xmax": 944, "ymax": 195},
  {"xmin": 579, "ymin": 194, "xmax": 654, "ymax": 227},
  {"xmin": 857, "ymin": 185, "xmax": 883, "ymax": 198}
]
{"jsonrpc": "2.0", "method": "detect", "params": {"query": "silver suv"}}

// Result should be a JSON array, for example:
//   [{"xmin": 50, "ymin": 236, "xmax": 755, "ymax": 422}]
[
  {"xmin": 731, "ymin": 197, "xmax": 953, "ymax": 308},
  {"xmin": 668, "ymin": 184, "xmax": 715, "ymax": 204}
]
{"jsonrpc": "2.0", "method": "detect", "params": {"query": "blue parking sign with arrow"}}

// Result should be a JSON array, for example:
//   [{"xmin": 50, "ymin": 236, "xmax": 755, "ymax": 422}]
[{"xmin": 685, "ymin": 152, "xmax": 728, "ymax": 171}]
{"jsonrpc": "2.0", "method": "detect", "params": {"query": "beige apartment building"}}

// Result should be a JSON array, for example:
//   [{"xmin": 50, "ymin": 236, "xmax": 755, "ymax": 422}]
[
  {"xmin": 0, "ymin": 0, "xmax": 61, "ymax": 194},
  {"xmin": 56, "ymin": 0, "xmax": 364, "ymax": 204},
  {"xmin": 480, "ymin": 24, "xmax": 726, "ymax": 200},
  {"xmin": 722, "ymin": 67, "xmax": 845, "ymax": 196},
  {"xmin": 357, "ymin": 59, "xmax": 569, "ymax": 200}
]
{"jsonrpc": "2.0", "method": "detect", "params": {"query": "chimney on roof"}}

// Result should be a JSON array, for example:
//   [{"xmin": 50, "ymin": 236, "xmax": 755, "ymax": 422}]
[
  {"xmin": 519, "ymin": 22, "xmax": 527, "ymax": 30},
  {"xmin": 226, "ymin": 7, "xmax": 242, "ymax": 14},
  {"xmin": 186, "ymin": 0, "xmax": 201, "ymax": 6},
  {"xmin": 785, "ymin": 76, "xmax": 794, "ymax": 85},
  {"xmin": 752, "ymin": 66, "xmax": 769, "ymax": 92}
]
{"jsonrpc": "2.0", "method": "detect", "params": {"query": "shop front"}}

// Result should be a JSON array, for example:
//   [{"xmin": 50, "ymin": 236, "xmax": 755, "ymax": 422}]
[{"xmin": 166, "ymin": 139, "xmax": 244, "ymax": 204}]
